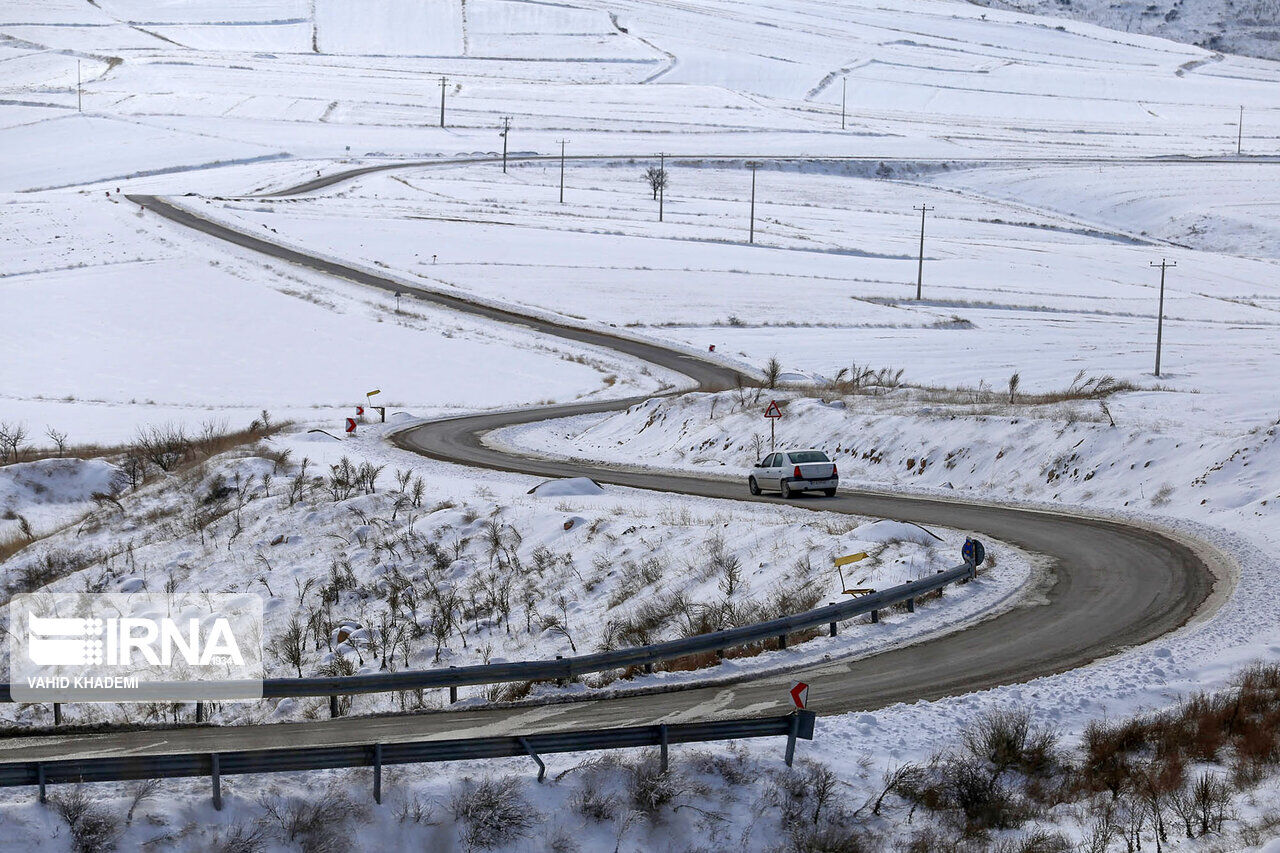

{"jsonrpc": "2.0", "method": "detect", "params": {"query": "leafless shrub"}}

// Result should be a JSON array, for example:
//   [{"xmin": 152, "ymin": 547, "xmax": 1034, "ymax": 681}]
[
  {"xmin": 1170, "ymin": 771, "xmax": 1232, "ymax": 838},
  {"xmin": 960, "ymin": 708, "xmax": 1059, "ymax": 779},
  {"xmin": 268, "ymin": 614, "xmax": 307, "ymax": 677},
  {"xmin": 449, "ymin": 776, "xmax": 540, "ymax": 851},
  {"xmin": 1007, "ymin": 371, "xmax": 1020, "ymax": 404},
  {"xmin": 133, "ymin": 423, "xmax": 192, "ymax": 472},
  {"xmin": 707, "ymin": 533, "xmax": 743, "ymax": 595},
  {"xmin": 261, "ymin": 783, "xmax": 365, "ymax": 853},
  {"xmin": 125, "ymin": 777, "xmax": 161, "ymax": 824},
  {"xmin": 49, "ymin": 785, "xmax": 121, "ymax": 853},
  {"xmin": 207, "ymin": 821, "xmax": 272, "ymax": 853},
  {"xmin": 873, "ymin": 763, "xmax": 926, "ymax": 815},
  {"xmin": 10, "ymin": 547, "xmax": 103, "ymax": 593},
  {"xmin": 626, "ymin": 752, "xmax": 686, "ymax": 821},
  {"xmin": 569, "ymin": 785, "xmax": 620, "ymax": 822}
]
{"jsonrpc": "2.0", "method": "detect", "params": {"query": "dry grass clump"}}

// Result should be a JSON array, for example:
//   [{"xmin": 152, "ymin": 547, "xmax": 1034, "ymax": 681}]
[{"xmin": 878, "ymin": 669, "xmax": 1280, "ymax": 845}]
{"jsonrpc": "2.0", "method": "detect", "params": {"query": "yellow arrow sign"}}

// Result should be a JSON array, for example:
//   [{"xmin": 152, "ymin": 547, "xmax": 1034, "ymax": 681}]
[
  {"xmin": 833, "ymin": 552, "xmax": 869, "ymax": 568},
  {"xmin": 366, "ymin": 389, "xmax": 381, "ymax": 397}
]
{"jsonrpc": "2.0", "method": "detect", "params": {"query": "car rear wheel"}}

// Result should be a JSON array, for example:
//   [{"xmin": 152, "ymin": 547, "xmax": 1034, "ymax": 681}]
[
  {"xmin": 780, "ymin": 480, "xmax": 794, "ymax": 499},
  {"xmin": 748, "ymin": 477, "xmax": 761, "ymax": 496},
  {"xmin": 823, "ymin": 488, "xmax": 837, "ymax": 497}
]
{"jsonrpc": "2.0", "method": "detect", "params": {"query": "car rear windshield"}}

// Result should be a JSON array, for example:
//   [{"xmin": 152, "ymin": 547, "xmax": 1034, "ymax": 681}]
[{"xmin": 788, "ymin": 451, "xmax": 829, "ymax": 463}]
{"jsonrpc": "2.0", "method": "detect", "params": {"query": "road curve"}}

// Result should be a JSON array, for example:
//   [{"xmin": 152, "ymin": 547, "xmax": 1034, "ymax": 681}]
[
  {"xmin": 270, "ymin": 152, "xmax": 1280, "ymax": 198},
  {"xmin": 0, "ymin": 180, "xmax": 1218, "ymax": 766}
]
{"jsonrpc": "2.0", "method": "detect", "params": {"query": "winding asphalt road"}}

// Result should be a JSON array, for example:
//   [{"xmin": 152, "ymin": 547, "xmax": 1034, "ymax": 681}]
[{"xmin": 0, "ymin": 166, "xmax": 1220, "ymax": 765}]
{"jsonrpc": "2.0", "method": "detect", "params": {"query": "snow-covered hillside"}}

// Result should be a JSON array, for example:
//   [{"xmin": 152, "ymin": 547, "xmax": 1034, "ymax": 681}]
[{"xmin": 970, "ymin": 0, "xmax": 1280, "ymax": 61}]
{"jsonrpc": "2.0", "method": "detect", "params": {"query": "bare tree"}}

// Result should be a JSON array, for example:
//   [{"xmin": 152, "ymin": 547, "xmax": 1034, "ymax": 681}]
[
  {"xmin": 45, "ymin": 426, "xmax": 69, "ymax": 457},
  {"xmin": 0, "ymin": 421, "xmax": 29, "ymax": 463},
  {"xmin": 643, "ymin": 165, "xmax": 668, "ymax": 200},
  {"xmin": 268, "ymin": 614, "xmax": 307, "ymax": 678}
]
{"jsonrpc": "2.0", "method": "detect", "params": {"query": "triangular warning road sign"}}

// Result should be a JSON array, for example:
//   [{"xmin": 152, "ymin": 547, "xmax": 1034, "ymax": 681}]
[{"xmin": 764, "ymin": 400, "xmax": 783, "ymax": 418}]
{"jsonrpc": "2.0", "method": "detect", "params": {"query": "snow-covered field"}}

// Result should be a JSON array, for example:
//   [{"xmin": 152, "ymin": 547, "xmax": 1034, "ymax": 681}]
[{"xmin": 6, "ymin": 0, "xmax": 1280, "ymax": 848}]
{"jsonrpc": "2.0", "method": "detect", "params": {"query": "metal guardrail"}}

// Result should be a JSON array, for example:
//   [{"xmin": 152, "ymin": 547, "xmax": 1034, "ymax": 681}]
[
  {"xmin": 260, "ymin": 561, "xmax": 976, "ymax": 702},
  {"xmin": 0, "ymin": 562, "xmax": 976, "ymax": 716},
  {"xmin": 5, "ymin": 710, "xmax": 817, "ymax": 810}
]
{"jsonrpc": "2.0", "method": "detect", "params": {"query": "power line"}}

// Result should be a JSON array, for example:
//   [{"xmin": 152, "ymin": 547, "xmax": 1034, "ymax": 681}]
[{"xmin": 913, "ymin": 205, "xmax": 934, "ymax": 300}]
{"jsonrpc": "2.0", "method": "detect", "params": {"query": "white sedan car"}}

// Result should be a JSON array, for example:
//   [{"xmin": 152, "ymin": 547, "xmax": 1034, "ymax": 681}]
[{"xmin": 749, "ymin": 449, "xmax": 838, "ymax": 498}]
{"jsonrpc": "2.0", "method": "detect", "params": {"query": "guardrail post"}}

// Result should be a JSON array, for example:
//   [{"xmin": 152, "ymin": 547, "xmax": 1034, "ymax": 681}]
[
  {"xmin": 659, "ymin": 724, "xmax": 669, "ymax": 772},
  {"xmin": 195, "ymin": 701, "xmax": 204, "ymax": 723},
  {"xmin": 870, "ymin": 609, "xmax": 879, "ymax": 624},
  {"xmin": 556, "ymin": 655, "xmax": 566, "ymax": 686},
  {"xmin": 519, "ymin": 737, "xmax": 546, "ymax": 782},
  {"xmin": 715, "ymin": 649, "xmax": 724, "ymax": 659},
  {"xmin": 373, "ymin": 743, "xmax": 383, "ymax": 804},
  {"xmin": 778, "ymin": 634, "xmax": 787, "ymax": 650},
  {"xmin": 449, "ymin": 666, "xmax": 458, "ymax": 704},
  {"xmin": 644, "ymin": 662, "xmax": 653, "ymax": 674},
  {"xmin": 52, "ymin": 703, "xmax": 61, "ymax": 726},
  {"xmin": 828, "ymin": 602, "xmax": 837, "ymax": 637},
  {"xmin": 37, "ymin": 764, "xmax": 46, "ymax": 804},
  {"xmin": 211, "ymin": 753, "xmax": 222, "ymax": 811},
  {"xmin": 329, "ymin": 695, "xmax": 339, "ymax": 718},
  {"xmin": 785, "ymin": 713, "xmax": 800, "ymax": 767},
  {"xmin": 907, "ymin": 597, "xmax": 915, "ymax": 613}
]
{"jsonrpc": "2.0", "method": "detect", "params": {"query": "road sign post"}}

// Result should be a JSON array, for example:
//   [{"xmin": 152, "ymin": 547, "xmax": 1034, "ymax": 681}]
[{"xmin": 764, "ymin": 399, "xmax": 782, "ymax": 451}]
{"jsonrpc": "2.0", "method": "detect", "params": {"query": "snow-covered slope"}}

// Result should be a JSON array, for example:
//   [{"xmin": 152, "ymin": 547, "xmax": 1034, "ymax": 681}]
[{"xmin": 969, "ymin": 0, "xmax": 1280, "ymax": 61}]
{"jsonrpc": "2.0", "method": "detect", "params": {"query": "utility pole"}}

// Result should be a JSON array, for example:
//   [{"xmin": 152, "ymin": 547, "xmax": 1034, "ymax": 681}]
[
  {"xmin": 748, "ymin": 161, "xmax": 759, "ymax": 243},
  {"xmin": 500, "ymin": 116, "xmax": 511, "ymax": 173},
  {"xmin": 1238, "ymin": 105, "xmax": 1244, "ymax": 156},
  {"xmin": 77, "ymin": 60, "xmax": 82, "ymax": 112},
  {"xmin": 557, "ymin": 139, "xmax": 567, "ymax": 203},
  {"xmin": 439, "ymin": 76, "xmax": 447, "ymax": 128},
  {"xmin": 914, "ymin": 204, "xmax": 934, "ymax": 300},
  {"xmin": 658, "ymin": 152, "xmax": 665, "ymax": 222},
  {"xmin": 841, "ymin": 77, "xmax": 846, "ymax": 130},
  {"xmin": 1151, "ymin": 259, "xmax": 1175, "ymax": 377}
]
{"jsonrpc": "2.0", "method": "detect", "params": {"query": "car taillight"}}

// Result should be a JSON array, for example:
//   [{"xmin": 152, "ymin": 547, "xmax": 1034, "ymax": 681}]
[
  {"xmin": 793, "ymin": 465, "xmax": 803, "ymax": 479},
  {"xmin": 832, "ymin": 463, "xmax": 838, "ymax": 477}
]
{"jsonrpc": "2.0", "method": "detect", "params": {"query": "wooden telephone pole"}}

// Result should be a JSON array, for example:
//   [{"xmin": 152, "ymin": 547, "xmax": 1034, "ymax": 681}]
[
  {"xmin": 1151, "ymin": 259, "xmax": 1175, "ymax": 377},
  {"xmin": 914, "ymin": 205, "xmax": 934, "ymax": 300}
]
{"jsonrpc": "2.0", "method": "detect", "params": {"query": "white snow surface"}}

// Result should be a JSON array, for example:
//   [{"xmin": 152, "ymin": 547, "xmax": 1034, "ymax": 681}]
[{"xmin": 5, "ymin": 0, "xmax": 1280, "ymax": 847}]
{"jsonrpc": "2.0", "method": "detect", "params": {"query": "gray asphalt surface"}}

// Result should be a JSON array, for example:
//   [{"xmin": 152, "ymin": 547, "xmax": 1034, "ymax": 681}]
[{"xmin": 1, "ymin": 180, "xmax": 1217, "ymax": 765}]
